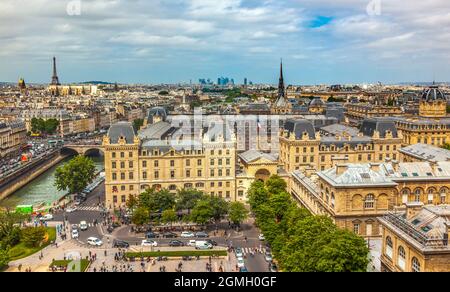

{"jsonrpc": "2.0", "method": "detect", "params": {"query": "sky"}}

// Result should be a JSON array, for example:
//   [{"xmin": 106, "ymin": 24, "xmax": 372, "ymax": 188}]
[{"xmin": 1, "ymin": 0, "xmax": 450, "ymax": 85}]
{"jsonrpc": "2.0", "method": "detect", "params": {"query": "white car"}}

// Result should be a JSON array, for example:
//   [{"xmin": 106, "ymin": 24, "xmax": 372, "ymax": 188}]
[
  {"xmin": 181, "ymin": 231, "xmax": 195, "ymax": 238},
  {"xmin": 258, "ymin": 234, "xmax": 265, "ymax": 241},
  {"xmin": 71, "ymin": 229, "xmax": 79, "ymax": 239},
  {"xmin": 87, "ymin": 237, "xmax": 103, "ymax": 246},
  {"xmin": 66, "ymin": 207, "xmax": 77, "ymax": 213},
  {"xmin": 141, "ymin": 240, "xmax": 158, "ymax": 247},
  {"xmin": 237, "ymin": 257, "xmax": 245, "ymax": 268},
  {"xmin": 40, "ymin": 214, "xmax": 53, "ymax": 221},
  {"xmin": 188, "ymin": 240, "xmax": 197, "ymax": 246},
  {"xmin": 79, "ymin": 221, "xmax": 88, "ymax": 231}
]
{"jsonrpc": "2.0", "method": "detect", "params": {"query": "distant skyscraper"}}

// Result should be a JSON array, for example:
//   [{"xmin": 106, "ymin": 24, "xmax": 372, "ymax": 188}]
[
  {"xmin": 51, "ymin": 56, "xmax": 61, "ymax": 85},
  {"xmin": 244, "ymin": 78, "xmax": 247, "ymax": 86}
]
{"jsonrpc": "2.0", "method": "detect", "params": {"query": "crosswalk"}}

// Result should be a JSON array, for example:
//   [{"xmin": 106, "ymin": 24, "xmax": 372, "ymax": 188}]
[
  {"xmin": 240, "ymin": 247, "xmax": 267, "ymax": 255},
  {"xmin": 76, "ymin": 206, "xmax": 100, "ymax": 212}
]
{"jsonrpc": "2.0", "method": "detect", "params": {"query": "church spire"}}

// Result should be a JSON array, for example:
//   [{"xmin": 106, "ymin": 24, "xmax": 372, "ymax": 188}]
[
  {"xmin": 278, "ymin": 59, "xmax": 285, "ymax": 98},
  {"xmin": 51, "ymin": 56, "xmax": 60, "ymax": 85}
]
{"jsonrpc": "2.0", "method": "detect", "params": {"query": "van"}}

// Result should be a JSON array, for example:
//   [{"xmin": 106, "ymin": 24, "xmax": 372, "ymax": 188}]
[
  {"xmin": 80, "ymin": 221, "xmax": 88, "ymax": 231},
  {"xmin": 195, "ymin": 241, "xmax": 212, "ymax": 250}
]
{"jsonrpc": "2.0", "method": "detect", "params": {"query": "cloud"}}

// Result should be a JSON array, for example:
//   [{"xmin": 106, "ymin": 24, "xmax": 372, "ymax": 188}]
[{"xmin": 0, "ymin": 0, "xmax": 449, "ymax": 83}]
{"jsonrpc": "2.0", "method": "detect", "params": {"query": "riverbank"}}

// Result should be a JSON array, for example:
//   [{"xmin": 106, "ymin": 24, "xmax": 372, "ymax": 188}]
[
  {"xmin": 0, "ymin": 156, "xmax": 104, "ymax": 210},
  {"xmin": 0, "ymin": 153, "xmax": 68, "ymax": 202}
]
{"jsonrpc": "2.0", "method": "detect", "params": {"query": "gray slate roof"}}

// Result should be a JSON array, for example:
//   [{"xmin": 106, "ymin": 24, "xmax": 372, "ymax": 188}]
[
  {"xmin": 400, "ymin": 143, "xmax": 450, "ymax": 163},
  {"xmin": 108, "ymin": 122, "xmax": 135, "ymax": 144},
  {"xmin": 284, "ymin": 119, "xmax": 316, "ymax": 139},
  {"xmin": 360, "ymin": 118, "xmax": 398, "ymax": 138}
]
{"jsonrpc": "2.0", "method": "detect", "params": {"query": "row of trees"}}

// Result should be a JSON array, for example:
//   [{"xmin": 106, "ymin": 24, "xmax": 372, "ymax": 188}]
[
  {"xmin": 248, "ymin": 176, "xmax": 370, "ymax": 272},
  {"xmin": 128, "ymin": 188, "xmax": 248, "ymax": 227},
  {"xmin": 30, "ymin": 118, "xmax": 60, "ymax": 135}
]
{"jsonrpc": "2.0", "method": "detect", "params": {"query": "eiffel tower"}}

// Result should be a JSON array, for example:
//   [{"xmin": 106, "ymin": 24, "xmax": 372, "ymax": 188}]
[{"xmin": 51, "ymin": 56, "xmax": 61, "ymax": 85}]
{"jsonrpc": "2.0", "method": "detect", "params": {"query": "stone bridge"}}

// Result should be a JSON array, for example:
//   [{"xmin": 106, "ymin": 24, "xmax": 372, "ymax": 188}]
[{"xmin": 61, "ymin": 144, "xmax": 104, "ymax": 156}]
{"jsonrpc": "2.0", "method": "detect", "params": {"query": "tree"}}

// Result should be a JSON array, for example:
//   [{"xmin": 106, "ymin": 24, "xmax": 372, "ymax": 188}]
[
  {"xmin": 132, "ymin": 207, "xmax": 149, "ymax": 226},
  {"xmin": 21, "ymin": 227, "xmax": 46, "ymax": 248},
  {"xmin": 54, "ymin": 156, "xmax": 96, "ymax": 194},
  {"xmin": 315, "ymin": 229, "xmax": 370, "ymax": 272},
  {"xmin": 208, "ymin": 196, "xmax": 229, "ymax": 222},
  {"xmin": 265, "ymin": 175, "xmax": 287, "ymax": 195},
  {"xmin": 161, "ymin": 209, "xmax": 178, "ymax": 226},
  {"xmin": 228, "ymin": 202, "xmax": 248, "ymax": 226},
  {"xmin": 158, "ymin": 90, "xmax": 169, "ymax": 95},
  {"xmin": 0, "ymin": 249, "xmax": 9, "ymax": 270},
  {"xmin": 0, "ymin": 211, "xmax": 27, "ymax": 249},
  {"xmin": 126, "ymin": 195, "xmax": 139, "ymax": 211},
  {"xmin": 247, "ymin": 180, "xmax": 270, "ymax": 212},
  {"xmin": 176, "ymin": 189, "xmax": 205, "ymax": 213},
  {"xmin": 132, "ymin": 118, "xmax": 144, "ymax": 132},
  {"xmin": 268, "ymin": 191, "xmax": 294, "ymax": 222},
  {"xmin": 30, "ymin": 118, "xmax": 59, "ymax": 135},
  {"xmin": 190, "ymin": 200, "xmax": 213, "ymax": 225},
  {"xmin": 154, "ymin": 190, "xmax": 176, "ymax": 212}
]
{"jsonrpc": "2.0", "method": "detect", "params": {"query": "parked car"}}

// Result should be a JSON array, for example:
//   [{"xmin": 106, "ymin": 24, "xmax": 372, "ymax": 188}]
[
  {"xmin": 141, "ymin": 239, "xmax": 158, "ymax": 247},
  {"xmin": 258, "ymin": 234, "xmax": 265, "ymax": 241},
  {"xmin": 79, "ymin": 221, "xmax": 88, "ymax": 231},
  {"xmin": 113, "ymin": 240, "xmax": 130, "ymax": 248},
  {"xmin": 87, "ymin": 237, "xmax": 103, "ymax": 246},
  {"xmin": 188, "ymin": 240, "xmax": 197, "ymax": 246},
  {"xmin": 163, "ymin": 232, "xmax": 177, "ymax": 238},
  {"xmin": 71, "ymin": 229, "xmax": 79, "ymax": 239},
  {"xmin": 146, "ymin": 232, "xmax": 159, "ymax": 239},
  {"xmin": 206, "ymin": 239, "xmax": 217, "ymax": 246},
  {"xmin": 264, "ymin": 252, "xmax": 273, "ymax": 262},
  {"xmin": 169, "ymin": 240, "xmax": 184, "ymax": 247},
  {"xmin": 181, "ymin": 231, "xmax": 195, "ymax": 238},
  {"xmin": 195, "ymin": 231, "xmax": 209, "ymax": 238}
]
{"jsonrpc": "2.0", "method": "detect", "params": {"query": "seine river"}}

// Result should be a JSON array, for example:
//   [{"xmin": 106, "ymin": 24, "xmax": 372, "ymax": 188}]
[{"xmin": 0, "ymin": 156, "xmax": 104, "ymax": 209}]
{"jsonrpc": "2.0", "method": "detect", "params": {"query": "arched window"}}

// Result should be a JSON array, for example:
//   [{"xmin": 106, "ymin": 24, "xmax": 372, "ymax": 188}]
[
  {"xmin": 427, "ymin": 188, "xmax": 435, "ymax": 204},
  {"xmin": 398, "ymin": 246, "xmax": 406, "ymax": 270},
  {"xmin": 411, "ymin": 257, "xmax": 420, "ymax": 272},
  {"xmin": 169, "ymin": 185, "xmax": 177, "ymax": 191},
  {"xmin": 440, "ymin": 187, "xmax": 448, "ymax": 204},
  {"xmin": 414, "ymin": 189, "xmax": 422, "ymax": 202},
  {"xmin": 401, "ymin": 189, "xmax": 409, "ymax": 204},
  {"xmin": 385, "ymin": 236, "xmax": 393, "ymax": 259},
  {"xmin": 364, "ymin": 194, "xmax": 375, "ymax": 209}
]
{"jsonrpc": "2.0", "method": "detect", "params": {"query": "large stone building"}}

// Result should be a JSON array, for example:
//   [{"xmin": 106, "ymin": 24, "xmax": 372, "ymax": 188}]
[
  {"xmin": 279, "ymin": 118, "xmax": 402, "ymax": 173},
  {"xmin": 0, "ymin": 120, "xmax": 27, "ymax": 158},
  {"xmin": 379, "ymin": 204, "xmax": 450, "ymax": 272},
  {"xmin": 290, "ymin": 161, "xmax": 450, "ymax": 238},
  {"xmin": 103, "ymin": 119, "xmax": 238, "ymax": 209},
  {"xmin": 399, "ymin": 143, "xmax": 450, "ymax": 163}
]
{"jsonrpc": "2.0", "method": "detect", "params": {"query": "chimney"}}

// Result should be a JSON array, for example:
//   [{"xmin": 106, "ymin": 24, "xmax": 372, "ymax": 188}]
[
  {"xmin": 392, "ymin": 160, "xmax": 399, "ymax": 172},
  {"xmin": 405, "ymin": 202, "xmax": 424, "ymax": 220},
  {"xmin": 336, "ymin": 164, "xmax": 348, "ymax": 175}
]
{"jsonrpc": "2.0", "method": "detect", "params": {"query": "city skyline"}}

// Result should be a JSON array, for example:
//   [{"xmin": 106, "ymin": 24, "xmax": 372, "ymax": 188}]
[{"xmin": 1, "ymin": 0, "xmax": 450, "ymax": 84}]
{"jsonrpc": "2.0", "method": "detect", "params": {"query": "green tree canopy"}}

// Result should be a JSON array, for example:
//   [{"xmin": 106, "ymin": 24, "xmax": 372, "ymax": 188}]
[
  {"xmin": 190, "ymin": 200, "xmax": 214, "ymax": 225},
  {"xmin": 176, "ymin": 189, "xmax": 205, "ymax": 213},
  {"xmin": 54, "ymin": 156, "xmax": 96, "ymax": 194},
  {"xmin": 21, "ymin": 227, "xmax": 46, "ymax": 248},
  {"xmin": 161, "ymin": 209, "xmax": 178, "ymax": 226},
  {"xmin": 0, "ymin": 249, "xmax": 9, "ymax": 270},
  {"xmin": 31, "ymin": 118, "xmax": 59, "ymax": 135},
  {"xmin": 265, "ymin": 175, "xmax": 287, "ymax": 195},
  {"xmin": 131, "ymin": 207, "xmax": 149, "ymax": 226},
  {"xmin": 228, "ymin": 202, "xmax": 248, "ymax": 225}
]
